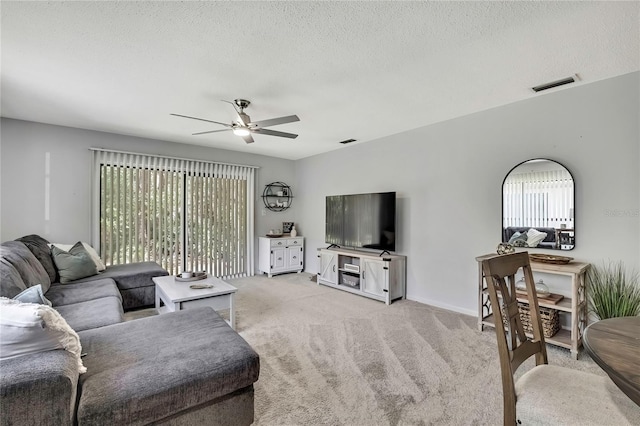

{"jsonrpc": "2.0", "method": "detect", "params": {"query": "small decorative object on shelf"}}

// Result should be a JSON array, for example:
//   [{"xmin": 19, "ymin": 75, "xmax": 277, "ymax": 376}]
[
  {"xmin": 290, "ymin": 225, "xmax": 297, "ymax": 237},
  {"xmin": 175, "ymin": 271, "xmax": 208, "ymax": 282},
  {"xmin": 262, "ymin": 182, "xmax": 293, "ymax": 212},
  {"xmin": 529, "ymin": 253, "xmax": 574, "ymax": 264},
  {"xmin": 266, "ymin": 229, "xmax": 283, "ymax": 238},
  {"xmin": 515, "ymin": 277, "xmax": 550, "ymax": 297},
  {"xmin": 496, "ymin": 242, "xmax": 515, "ymax": 255}
]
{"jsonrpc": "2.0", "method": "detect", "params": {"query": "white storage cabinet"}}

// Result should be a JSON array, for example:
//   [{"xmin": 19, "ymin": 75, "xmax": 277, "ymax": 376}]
[{"xmin": 259, "ymin": 237, "xmax": 304, "ymax": 277}]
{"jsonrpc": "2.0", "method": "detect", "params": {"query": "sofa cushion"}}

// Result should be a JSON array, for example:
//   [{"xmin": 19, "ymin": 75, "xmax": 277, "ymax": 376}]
[
  {"xmin": 76, "ymin": 307, "xmax": 260, "ymax": 425},
  {"xmin": 51, "ymin": 244, "xmax": 98, "ymax": 284},
  {"xmin": 14, "ymin": 284, "xmax": 52, "ymax": 306},
  {"xmin": 0, "ymin": 298, "xmax": 86, "ymax": 373},
  {"xmin": 15, "ymin": 234, "xmax": 57, "ymax": 283},
  {"xmin": 72, "ymin": 262, "xmax": 168, "ymax": 290},
  {"xmin": 503, "ymin": 227, "xmax": 556, "ymax": 244},
  {"xmin": 0, "ymin": 258, "xmax": 28, "ymax": 298},
  {"xmin": 0, "ymin": 241, "xmax": 51, "ymax": 295},
  {"xmin": 46, "ymin": 279, "xmax": 121, "ymax": 307},
  {"xmin": 54, "ymin": 297, "xmax": 124, "ymax": 332}
]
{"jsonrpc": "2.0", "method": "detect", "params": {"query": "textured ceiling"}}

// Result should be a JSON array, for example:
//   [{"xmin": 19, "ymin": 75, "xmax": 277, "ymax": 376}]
[{"xmin": 2, "ymin": 1, "xmax": 638, "ymax": 160}]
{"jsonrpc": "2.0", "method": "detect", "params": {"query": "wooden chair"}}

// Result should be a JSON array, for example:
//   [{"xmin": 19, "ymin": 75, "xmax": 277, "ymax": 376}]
[{"xmin": 482, "ymin": 252, "xmax": 640, "ymax": 426}]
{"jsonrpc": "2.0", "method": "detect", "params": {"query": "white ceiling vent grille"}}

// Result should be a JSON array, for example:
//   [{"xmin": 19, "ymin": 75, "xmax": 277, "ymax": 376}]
[{"xmin": 532, "ymin": 75, "xmax": 579, "ymax": 93}]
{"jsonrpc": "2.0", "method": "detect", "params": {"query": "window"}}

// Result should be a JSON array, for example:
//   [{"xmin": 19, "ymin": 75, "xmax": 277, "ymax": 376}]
[{"xmin": 92, "ymin": 150, "xmax": 256, "ymax": 278}]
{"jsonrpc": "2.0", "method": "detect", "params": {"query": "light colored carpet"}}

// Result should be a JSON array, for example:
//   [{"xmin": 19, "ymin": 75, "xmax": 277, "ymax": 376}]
[{"xmin": 227, "ymin": 272, "xmax": 606, "ymax": 425}]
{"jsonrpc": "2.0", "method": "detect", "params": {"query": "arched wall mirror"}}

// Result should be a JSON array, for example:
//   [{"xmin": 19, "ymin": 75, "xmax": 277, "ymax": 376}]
[{"xmin": 502, "ymin": 159, "xmax": 575, "ymax": 250}]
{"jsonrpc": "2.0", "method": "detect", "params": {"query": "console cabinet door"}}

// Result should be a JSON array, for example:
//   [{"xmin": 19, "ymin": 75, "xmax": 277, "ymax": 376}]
[
  {"xmin": 287, "ymin": 246, "xmax": 303, "ymax": 269},
  {"xmin": 361, "ymin": 259, "xmax": 387, "ymax": 297},
  {"xmin": 271, "ymin": 247, "xmax": 286, "ymax": 271},
  {"xmin": 318, "ymin": 251, "xmax": 338, "ymax": 284}
]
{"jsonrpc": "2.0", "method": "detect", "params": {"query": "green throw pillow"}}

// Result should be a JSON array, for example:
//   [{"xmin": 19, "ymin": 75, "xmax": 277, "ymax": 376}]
[{"xmin": 51, "ymin": 242, "xmax": 98, "ymax": 283}]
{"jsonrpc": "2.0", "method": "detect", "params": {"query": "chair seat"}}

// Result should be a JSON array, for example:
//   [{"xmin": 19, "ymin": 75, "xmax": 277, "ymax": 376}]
[{"xmin": 516, "ymin": 364, "xmax": 640, "ymax": 425}]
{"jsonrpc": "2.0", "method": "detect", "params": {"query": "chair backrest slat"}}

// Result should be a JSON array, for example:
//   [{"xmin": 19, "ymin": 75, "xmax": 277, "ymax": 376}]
[{"xmin": 481, "ymin": 252, "xmax": 548, "ymax": 425}]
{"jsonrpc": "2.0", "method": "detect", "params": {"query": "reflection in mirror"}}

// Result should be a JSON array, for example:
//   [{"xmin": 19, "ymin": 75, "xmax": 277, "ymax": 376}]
[{"xmin": 502, "ymin": 159, "xmax": 575, "ymax": 250}]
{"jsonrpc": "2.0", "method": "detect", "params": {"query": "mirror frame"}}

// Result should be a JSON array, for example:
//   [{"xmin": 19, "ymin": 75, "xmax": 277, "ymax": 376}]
[{"xmin": 501, "ymin": 158, "xmax": 575, "ymax": 251}]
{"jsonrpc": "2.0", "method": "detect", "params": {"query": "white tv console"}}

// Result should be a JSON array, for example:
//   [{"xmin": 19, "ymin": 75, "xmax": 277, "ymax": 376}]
[{"xmin": 316, "ymin": 247, "xmax": 406, "ymax": 305}]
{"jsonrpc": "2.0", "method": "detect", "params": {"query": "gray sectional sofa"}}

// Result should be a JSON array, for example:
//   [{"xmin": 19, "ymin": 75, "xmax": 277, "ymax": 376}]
[{"xmin": 0, "ymin": 235, "xmax": 260, "ymax": 425}]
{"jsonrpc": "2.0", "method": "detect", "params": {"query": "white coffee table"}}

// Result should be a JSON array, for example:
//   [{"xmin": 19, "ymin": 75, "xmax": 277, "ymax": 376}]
[{"xmin": 153, "ymin": 275, "xmax": 238, "ymax": 329}]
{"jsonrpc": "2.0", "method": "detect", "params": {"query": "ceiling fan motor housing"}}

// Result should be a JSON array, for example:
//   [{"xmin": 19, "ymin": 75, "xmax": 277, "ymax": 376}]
[{"xmin": 235, "ymin": 99, "xmax": 251, "ymax": 109}]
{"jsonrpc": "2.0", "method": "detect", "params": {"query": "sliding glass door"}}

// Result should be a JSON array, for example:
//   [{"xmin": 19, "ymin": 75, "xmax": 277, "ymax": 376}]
[{"xmin": 93, "ymin": 151, "xmax": 255, "ymax": 279}]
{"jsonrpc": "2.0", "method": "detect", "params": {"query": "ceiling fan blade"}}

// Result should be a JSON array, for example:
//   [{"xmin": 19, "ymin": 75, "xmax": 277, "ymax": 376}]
[
  {"xmin": 242, "ymin": 134, "xmax": 255, "ymax": 144},
  {"xmin": 192, "ymin": 129, "xmax": 232, "ymax": 136},
  {"xmin": 254, "ymin": 128, "xmax": 298, "ymax": 139},
  {"xmin": 170, "ymin": 113, "xmax": 231, "ymax": 127},
  {"xmin": 249, "ymin": 115, "xmax": 300, "ymax": 128}
]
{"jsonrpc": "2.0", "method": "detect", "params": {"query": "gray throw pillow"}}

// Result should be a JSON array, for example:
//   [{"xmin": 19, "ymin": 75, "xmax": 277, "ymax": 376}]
[
  {"xmin": 15, "ymin": 234, "xmax": 57, "ymax": 284},
  {"xmin": 13, "ymin": 284, "xmax": 52, "ymax": 306},
  {"xmin": 51, "ymin": 243, "xmax": 98, "ymax": 284}
]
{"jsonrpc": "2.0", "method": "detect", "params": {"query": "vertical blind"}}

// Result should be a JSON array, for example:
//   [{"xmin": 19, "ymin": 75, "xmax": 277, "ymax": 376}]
[
  {"xmin": 92, "ymin": 149, "xmax": 255, "ymax": 279},
  {"xmin": 503, "ymin": 169, "xmax": 574, "ymax": 228}
]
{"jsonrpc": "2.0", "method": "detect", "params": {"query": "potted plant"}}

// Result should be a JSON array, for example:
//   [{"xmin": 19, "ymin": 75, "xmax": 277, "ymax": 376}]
[{"xmin": 587, "ymin": 261, "xmax": 640, "ymax": 320}]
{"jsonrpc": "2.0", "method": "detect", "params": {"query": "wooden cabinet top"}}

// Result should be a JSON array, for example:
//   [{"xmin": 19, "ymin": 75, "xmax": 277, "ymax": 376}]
[{"xmin": 476, "ymin": 253, "xmax": 589, "ymax": 274}]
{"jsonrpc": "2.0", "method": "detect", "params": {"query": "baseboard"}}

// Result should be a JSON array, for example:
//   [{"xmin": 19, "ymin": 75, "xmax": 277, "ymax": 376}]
[{"xmin": 406, "ymin": 294, "xmax": 477, "ymax": 317}]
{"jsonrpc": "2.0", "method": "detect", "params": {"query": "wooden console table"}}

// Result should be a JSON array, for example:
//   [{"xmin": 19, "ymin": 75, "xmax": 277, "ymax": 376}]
[{"xmin": 476, "ymin": 253, "xmax": 590, "ymax": 359}]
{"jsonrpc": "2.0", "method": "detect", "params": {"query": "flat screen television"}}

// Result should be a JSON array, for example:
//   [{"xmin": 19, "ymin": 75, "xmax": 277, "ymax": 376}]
[{"xmin": 325, "ymin": 191, "xmax": 396, "ymax": 252}]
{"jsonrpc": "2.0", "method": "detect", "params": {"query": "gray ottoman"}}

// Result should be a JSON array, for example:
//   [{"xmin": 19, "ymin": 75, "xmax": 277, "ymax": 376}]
[{"xmin": 76, "ymin": 307, "xmax": 260, "ymax": 425}]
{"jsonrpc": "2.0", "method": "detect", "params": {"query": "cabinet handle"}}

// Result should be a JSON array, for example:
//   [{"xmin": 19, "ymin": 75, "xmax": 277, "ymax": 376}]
[
  {"xmin": 333, "ymin": 265, "xmax": 336, "ymax": 272},
  {"xmin": 362, "ymin": 271, "xmax": 365, "ymax": 280},
  {"xmin": 292, "ymin": 256, "xmax": 297, "ymax": 259},
  {"xmin": 278, "ymin": 257, "xmax": 282, "ymax": 261}
]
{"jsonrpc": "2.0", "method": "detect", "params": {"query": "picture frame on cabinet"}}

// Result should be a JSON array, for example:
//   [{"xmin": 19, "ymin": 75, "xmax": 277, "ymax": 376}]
[{"xmin": 282, "ymin": 222, "xmax": 294, "ymax": 234}]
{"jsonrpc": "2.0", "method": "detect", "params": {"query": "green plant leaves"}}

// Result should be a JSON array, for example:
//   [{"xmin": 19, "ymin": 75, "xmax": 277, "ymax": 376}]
[{"xmin": 587, "ymin": 261, "xmax": 640, "ymax": 320}]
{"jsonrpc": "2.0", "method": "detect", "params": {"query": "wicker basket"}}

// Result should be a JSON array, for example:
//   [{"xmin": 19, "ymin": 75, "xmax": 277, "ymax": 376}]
[{"xmin": 502, "ymin": 302, "xmax": 560, "ymax": 338}]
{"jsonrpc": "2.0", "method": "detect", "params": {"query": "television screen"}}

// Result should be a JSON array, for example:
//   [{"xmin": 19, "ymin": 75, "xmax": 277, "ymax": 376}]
[{"xmin": 325, "ymin": 192, "xmax": 396, "ymax": 252}]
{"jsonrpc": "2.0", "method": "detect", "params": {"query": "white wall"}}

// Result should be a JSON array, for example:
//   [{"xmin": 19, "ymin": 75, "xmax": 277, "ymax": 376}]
[
  {"xmin": 2, "ymin": 72, "xmax": 638, "ymax": 315},
  {"xmin": 296, "ymin": 72, "xmax": 640, "ymax": 315},
  {"xmin": 0, "ymin": 119, "xmax": 298, "ymax": 271}
]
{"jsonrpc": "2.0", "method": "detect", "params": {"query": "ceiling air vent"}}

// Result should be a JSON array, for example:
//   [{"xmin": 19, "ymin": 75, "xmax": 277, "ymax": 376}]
[
  {"xmin": 339, "ymin": 139, "xmax": 357, "ymax": 145},
  {"xmin": 531, "ymin": 75, "xmax": 578, "ymax": 93}
]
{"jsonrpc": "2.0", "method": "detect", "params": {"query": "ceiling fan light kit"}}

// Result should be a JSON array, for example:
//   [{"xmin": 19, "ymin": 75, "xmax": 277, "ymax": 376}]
[
  {"xmin": 233, "ymin": 128, "xmax": 251, "ymax": 136},
  {"xmin": 172, "ymin": 98, "xmax": 300, "ymax": 144}
]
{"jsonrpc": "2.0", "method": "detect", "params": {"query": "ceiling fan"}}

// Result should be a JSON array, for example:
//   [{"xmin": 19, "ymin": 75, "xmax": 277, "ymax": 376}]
[{"xmin": 171, "ymin": 99, "xmax": 299, "ymax": 144}]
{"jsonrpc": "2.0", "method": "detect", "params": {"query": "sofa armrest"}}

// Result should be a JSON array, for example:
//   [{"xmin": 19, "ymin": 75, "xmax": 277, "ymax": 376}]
[{"xmin": 0, "ymin": 350, "xmax": 79, "ymax": 426}]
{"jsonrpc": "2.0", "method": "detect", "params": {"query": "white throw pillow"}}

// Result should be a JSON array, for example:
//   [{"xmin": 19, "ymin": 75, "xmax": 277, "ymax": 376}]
[
  {"xmin": 526, "ymin": 228, "xmax": 548, "ymax": 248},
  {"xmin": 51, "ymin": 242, "xmax": 106, "ymax": 272},
  {"xmin": 80, "ymin": 243, "xmax": 106, "ymax": 272},
  {"xmin": 0, "ymin": 298, "xmax": 86, "ymax": 373}
]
